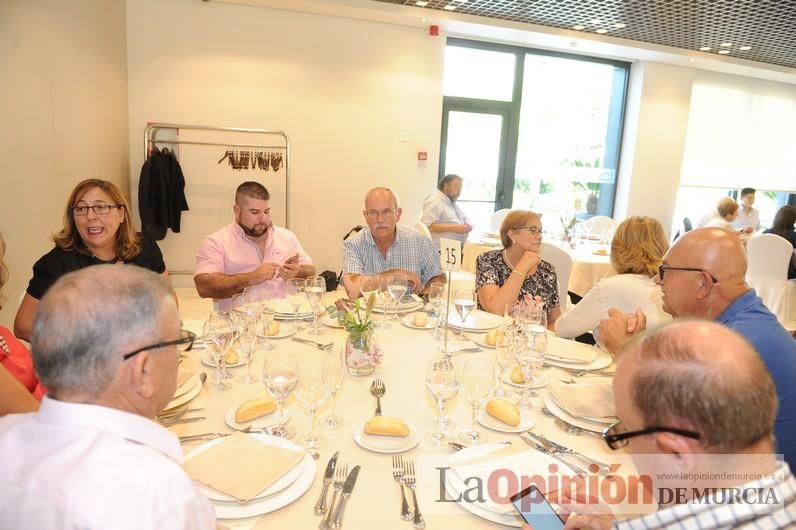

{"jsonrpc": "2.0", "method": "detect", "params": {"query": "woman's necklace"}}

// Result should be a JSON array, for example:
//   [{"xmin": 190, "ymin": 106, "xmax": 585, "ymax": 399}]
[{"xmin": 503, "ymin": 249, "xmax": 527, "ymax": 277}]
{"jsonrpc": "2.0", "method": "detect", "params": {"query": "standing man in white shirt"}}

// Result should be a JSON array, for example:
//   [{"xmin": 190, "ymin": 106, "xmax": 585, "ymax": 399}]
[
  {"xmin": 421, "ymin": 174, "xmax": 473, "ymax": 249},
  {"xmin": 0, "ymin": 265, "xmax": 216, "ymax": 530},
  {"xmin": 732, "ymin": 187, "xmax": 760, "ymax": 234}
]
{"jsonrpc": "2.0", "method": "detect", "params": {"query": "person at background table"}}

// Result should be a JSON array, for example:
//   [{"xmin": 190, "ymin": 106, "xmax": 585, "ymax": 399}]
[
  {"xmin": 554, "ymin": 216, "xmax": 671, "ymax": 340},
  {"xmin": 194, "ymin": 181, "xmax": 314, "ymax": 310},
  {"xmin": 420, "ymin": 173, "xmax": 473, "ymax": 250},
  {"xmin": 475, "ymin": 210, "xmax": 560, "ymax": 329},
  {"xmin": 598, "ymin": 227, "xmax": 796, "ymax": 469},
  {"xmin": 763, "ymin": 204, "xmax": 796, "ymax": 280},
  {"xmin": 0, "ymin": 265, "xmax": 215, "ymax": 529},
  {"xmin": 554, "ymin": 321, "xmax": 794, "ymax": 530},
  {"xmin": 342, "ymin": 187, "xmax": 444, "ymax": 297},
  {"xmin": 703, "ymin": 196, "xmax": 739, "ymax": 229},
  {"xmin": 14, "ymin": 178, "xmax": 170, "ymax": 342},
  {"xmin": 731, "ymin": 187, "xmax": 760, "ymax": 234}
]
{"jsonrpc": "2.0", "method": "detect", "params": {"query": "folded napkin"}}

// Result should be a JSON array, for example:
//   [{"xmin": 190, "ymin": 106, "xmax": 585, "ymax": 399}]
[
  {"xmin": 546, "ymin": 339, "xmax": 596, "ymax": 363},
  {"xmin": 184, "ymin": 432, "xmax": 304, "ymax": 503},
  {"xmin": 176, "ymin": 369, "xmax": 194, "ymax": 389},
  {"xmin": 549, "ymin": 383, "xmax": 615, "ymax": 419}
]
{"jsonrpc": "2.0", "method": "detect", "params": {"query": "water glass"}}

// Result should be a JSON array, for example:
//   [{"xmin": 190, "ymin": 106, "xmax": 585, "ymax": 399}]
[
  {"xmin": 262, "ymin": 352, "xmax": 299, "ymax": 439},
  {"xmin": 453, "ymin": 288, "xmax": 476, "ymax": 327},
  {"xmin": 387, "ymin": 274, "xmax": 408, "ymax": 322},
  {"xmin": 238, "ymin": 323, "xmax": 258, "ymax": 384},
  {"xmin": 424, "ymin": 356, "xmax": 460, "ymax": 446},
  {"xmin": 204, "ymin": 313, "xmax": 234, "ymax": 391},
  {"xmin": 459, "ymin": 358, "xmax": 496, "ymax": 445},
  {"xmin": 321, "ymin": 347, "xmax": 345, "ymax": 429},
  {"xmin": 295, "ymin": 360, "xmax": 328, "ymax": 451},
  {"xmin": 260, "ymin": 301, "xmax": 276, "ymax": 351},
  {"xmin": 305, "ymin": 276, "xmax": 326, "ymax": 336},
  {"xmin": 287, "ymin": 278, "xmax": 306, "ymax": 330}
]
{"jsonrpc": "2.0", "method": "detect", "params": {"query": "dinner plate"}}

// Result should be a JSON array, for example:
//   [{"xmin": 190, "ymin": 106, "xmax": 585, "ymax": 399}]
[
  {"xmin": 543, "ymin": 394, "xmax": 607, "ymax": 434},
  {"xmin": 321, "ymin": 315, "xmax": 345, "ymax": 328},
  {"xmin": 172, "ymin": 373, "xmax": 199, "ymax": 399},
  {"xmin": 502, "ymin": 369, "xmax": 549, "ymax": 389},
  {"xmin": 468, "ymin": 333, "xmax": 508, "ymax": 349},
  {"xmin": 373, "ymin": 302, "xmax": 423, "ymax": 315},
  {"xmin": 545, "ymin": 337, "xmax": 598, "ymax": 364},
  {"xmin": 548, "ymin": 386, "xmax": 615, "ymax": 424},
  {"xmin": 353, "ymin": 421, "xmax": 420, "ymax": 454},
  {"xmin": 256, "ymin": 322, "xmax": 297, "ymax": 339},
  {"xmin": 201, "ymin": 353, "xmax": 247, "ymax": 369},
  {"xmin": 400, "ymin": 315, "xmax": 436, "ymax": 330},
  {"xmin": 544, "ymin": 351, "xmax": 612, "ymax": 371},
  {"xmin": 224, "ymin": 405, "xmax": 292, "ymax": 432},
  {"xmin": 186, "ymin": 434, "xmax": 316, "ymax": 519},
  {"xmin": 186, "ymin": 434, "xmax": 306, "ymax": 503},
  {"xmin": 163, "ymin": 374, "xmax": 203, "ymax": 410},
  {"xmin": 477, "ymin": 408, "xmax": 535, "ymax": 433},
  {"xmin": 445, "ymin": 310, "xmax": 503, "ymax": 331}
]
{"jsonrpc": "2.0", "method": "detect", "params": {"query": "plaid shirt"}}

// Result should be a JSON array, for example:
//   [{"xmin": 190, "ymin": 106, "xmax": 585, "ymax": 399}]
[
  {"xmin": 342, "ymin": 226, "xmax": 442, "ymax": 286},
  {"xmin": 615, "ymin": 462, "xmax": 796, "ymax": 530}
]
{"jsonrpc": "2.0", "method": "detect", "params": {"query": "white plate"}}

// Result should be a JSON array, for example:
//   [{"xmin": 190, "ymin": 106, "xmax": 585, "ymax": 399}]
[
  {"xmin": 544, "ymin": 351, "xmax": 613, "ymax": 371},
  {"xmin": 545, "ymin": 337, "xmax": 598, "ymax": 365},
  {"xmin": 186, "ymin": 434, "xmax": 306, "ymax": 503},
  {"xmin": 164, "ymin": 374, "xmax": 203, "ymax": 410},
  {"xmin": 468, "ymin": 333, "xmax": 508, "ymax": 349},
  {"xmin": 172, "ymin": 373, "xmax": 199, "ymax": 399},
  {"xmin": 543, "ymin": 394, "xmax": 607, "ymax": 434},
  {"xmin": 477, "ymin": 407, "xmax": 535, "ymax": 433},
  {"xmin": 256, "ymin": 322, "xmax": 298, "ymax": 339},
  {"xmin": 446, "ymin": 310, "xmax": 503, "ymax": 331},
  {"xmin": 321, "ymin": 315, "xmax": 345, "ymax": 328},
  {"xmin": 186, "ymin": 434, "xmax": 316, "ymax": 519},
  {"xmin": 272, "ymin": 299, "xmax": 314, "ymax": 315},
  {"xmin": 224, "ymin": 405, "xmax": 292, "ymax": 432},
  {"xmin": 201, "ymin": 353, "xmax": 247, "ymax": 369},
  {"xmin": 373, "ymin": 302, "xmax": 423, "ymax": 315},
  {"xmin": 502, "ymin": 369, "xmax": 549, "ymax": 389},
  {"xmin": 444, "ymin": 444, "xmax": 523, "ymax": 527},
  {"xmin": 548, "ymin": 390, "xmax": 615, "ymax": 425},
  {"xmin": 400, "ymin": 315, "xmax": 436, "ymax": 330},
  {"xmin": 353, "ymin": 421, "xmax": 420, "ymax": 454}
]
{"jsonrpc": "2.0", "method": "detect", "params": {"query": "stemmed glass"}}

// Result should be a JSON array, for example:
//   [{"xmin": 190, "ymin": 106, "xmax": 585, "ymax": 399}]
[
  {"xmin": 424, "ymin": 356, "xmax": 460, "ymax": 446},
  {"xmin": 526, "ymin": 301, "xmax": 547, "ymax": 334},
  {"xmin": 453, "ymin": 288, "xmax": 477, "ymax": 328},
  {"xmin": 493, "ymin": 326, "xmax": 514, "ymax": 399},
  {"xmin": 287, "ymin": 278, "xmax": 307, "ymax": 330},
  {"xmin": 427, "ymin": 281, "xmax": 445, "ymax": 322},
  {"xmin": 321, "ymin": 347, "xmax": 345, "ymax": 430},
  {"xmin": 260, "ymin": 299, "xmax": 276, "ymax": 351},
  {"xmin": 295, "ymin": 360, "xmax": 328, "ymax": 452},
  {"xmin": 387, "ymin": 274, "xmax": 408, "ymax": 322},
  {"xmin": 459, "ymin": 358, "xmax": 496, "ymax": 445},
  {"xmin": 203, "ymin": 313, "xmax": 234, "ymax": 391},
  {"xmin": 262, "ymin": 352, "xmax": 299, "ymax": 439},
  {"xmin": 359, "ymin": 274, "xmax": 383, "ymax": 328},
  {"xmin": 514, "ymin": 334, "xmax": 547, "ymax": 409},
  {"xmin": 305, "ymin": 276, "xmax": 326, "ymax": 336},
  {"xmin": 238, "ymin": 323, "xmax": 258, "ymax": 384}
]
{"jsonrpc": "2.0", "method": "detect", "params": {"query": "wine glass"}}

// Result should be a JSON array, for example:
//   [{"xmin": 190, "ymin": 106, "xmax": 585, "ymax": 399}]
[
  {"xmin": 453, "ymin": 288, "xmax": 477, "ymax": 328},
  {"xmin": 262, "ymin": 352, "xmax": 299, "ymax": 439},
  {"xmin": 493, "ymin": 326, "xmax": 514, "ymax": 399},
  {"xmin": 514, "ymin": 334, "xmax": 546, "ymax": 409},
  {"xmin": 295, "ymin": 360, "xmax": 328, "ymax": 452},
  {"xmin": 427, "ymin": 281, "xmax": 445, "ymax": 322},
  {"xmin": 387, "ymin": 274, "xmax": 408, "ymax": 322},
  {"xmin": 305, "ymin": 276, "xmax": 326, "ymax": 336},
  {"xmin": 321, "ymin": 347, "xmax": 345, "ymax": 429},
  {"xmin": 459, "ymin": 358, "xmax": 496, "ymax": 445},
  {"xmin": 424, "ymin": 356, "xmax": 460, "ymax": 447},
  {"xmin": 238, "ymin": 323, "xmax": 258, "ymax": 384},
  {"xmin": 259, "ymin": 299, "xmax": 276, "ymax": 352},
  {"xmin": 359, "ymin": 274, "xmax": 384, "ymax": 328},
  {"xmin": 287, "ymin": 278, "xmax": 306, "ymax": 330},
  {"xmin": 526, "ymin": 301, "xmax": 548, "ymax": 334},
  {"xmin": 203, "ymin": 313, "xmax": 234, "ymax": 391}
]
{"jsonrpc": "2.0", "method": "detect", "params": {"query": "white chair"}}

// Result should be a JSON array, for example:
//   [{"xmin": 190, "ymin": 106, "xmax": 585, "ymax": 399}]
[
  {"xmin": 414, "ymin": 221, "xmax": 432, "ymax": 240},
  {"xmin": 490, "ymin": 209, "xmax": 511, "ymax": 231},
  {"xmin": 582, "ymin": 215, "xmax": 617, "ymax": 237},
  {"xmin": 746, "ymin": 234, "xmax": 792, "ymax": 280},
  {"xmin": 539, "ymin": 242, "xmax": 573, "ymax": 312}
]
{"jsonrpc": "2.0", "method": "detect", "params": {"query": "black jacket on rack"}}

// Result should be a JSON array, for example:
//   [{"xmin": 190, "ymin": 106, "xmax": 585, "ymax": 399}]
[{"xmin": 138, "ymin": 148, "xmax": 190, "ymax": 241}]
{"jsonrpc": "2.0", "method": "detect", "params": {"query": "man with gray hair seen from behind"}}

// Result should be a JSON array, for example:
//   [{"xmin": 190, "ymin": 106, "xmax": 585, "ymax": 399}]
[
  {"xmin": 342, "ymin": 187, "xmax": 444, "ymax": 298},
  {"xmin": 421, "ymin": 174, "xmax": 473, "ymax": 250},
  {"xmin": 0, "ymin": 265, "xmax": 215, "ymax": 530}
]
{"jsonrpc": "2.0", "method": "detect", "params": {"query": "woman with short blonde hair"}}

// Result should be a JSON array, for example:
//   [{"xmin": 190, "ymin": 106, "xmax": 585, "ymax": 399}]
[
  {"xmin": 555, "ymin": 216, "xmax": 671, "ymax": 340},
  {"xmin": 705, "ymin": 197, "xmax": 740, "ymax": 229}
]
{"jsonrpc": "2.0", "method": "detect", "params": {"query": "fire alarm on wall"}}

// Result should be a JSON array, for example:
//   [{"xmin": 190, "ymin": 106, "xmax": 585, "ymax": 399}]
[
  {"xmin": 429, "ymin": 25, "xmax": 439, "ymax": 36},
  {"xmin": 418, "ymin": 151, "xmax": 428, "ymax": 161}
]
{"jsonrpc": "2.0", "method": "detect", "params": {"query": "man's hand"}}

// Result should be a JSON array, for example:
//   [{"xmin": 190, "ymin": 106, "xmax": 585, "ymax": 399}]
[
  {"xmin": 598, "ymin": 307, "xmax": 647, "ymax": 354},
  {"xmin": 253, "ymin": 262, "xmax": 280, "ymax": 283},
  {"xmin": 455, "ymin": 223, "xmax": 474, "ymax": 234},
  {"xmin": 277, "ymin": 255, "xmax": 301, "ymax": 280},
  {"xmin": 404, "ymin": 271, "xmax": 423, "ymax": 293}
]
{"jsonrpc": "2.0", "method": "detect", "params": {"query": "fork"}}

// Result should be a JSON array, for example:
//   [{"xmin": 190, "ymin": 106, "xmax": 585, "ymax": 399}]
[
  {"xmin": 370, "ymin": 379, "xmax": 386, "ymax": 416},
  {"xmin": 520, "ymin": 433, "xmax": 588, "ymax": 476},
  {"xmin": 320, "ymin": 463, "xmax": 347, "ymax": 530},
  {"xmin": 292, "ymin": 337, "xmax": 334, "ymax": 350},
  {"xmin": 392, "ymin": 455, "xmax": 412, "ymax": 520},
  {"xmin": 529, "ymin": 432, "xmax": 611, "ymax": 475},
  {"xmin": 403, "ymin": 459, "xmax": 425, "ymax": 529}
]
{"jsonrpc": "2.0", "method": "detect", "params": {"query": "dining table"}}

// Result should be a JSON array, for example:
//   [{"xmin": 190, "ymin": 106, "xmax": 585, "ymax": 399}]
[{"xmin": 171, "ymin": 287, "xmax": 650, "ymax": 529}]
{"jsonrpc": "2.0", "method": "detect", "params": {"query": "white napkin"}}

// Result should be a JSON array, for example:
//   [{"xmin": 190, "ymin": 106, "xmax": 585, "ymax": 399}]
[{"xmin": 549, "ymin": 383, "xmax": 616, "ymax": 419}]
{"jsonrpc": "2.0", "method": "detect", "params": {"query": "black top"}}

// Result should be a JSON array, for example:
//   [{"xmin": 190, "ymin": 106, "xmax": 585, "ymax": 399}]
[
  {"xmin": 26, "ymin": 233, "xmax": 166, "ymax": 299},
  {"xmin": 763, "ymin": 229, "xmax": 796, "ymax": 279},
  {"xmin": 475, "ymin": 249, "xmax": 560, "ymax": 315}
]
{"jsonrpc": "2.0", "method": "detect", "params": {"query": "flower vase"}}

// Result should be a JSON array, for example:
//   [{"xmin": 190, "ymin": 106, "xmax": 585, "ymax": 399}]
[{"xmin": 344, "ymin": 329, "xmax": 382, "ymax": 376}]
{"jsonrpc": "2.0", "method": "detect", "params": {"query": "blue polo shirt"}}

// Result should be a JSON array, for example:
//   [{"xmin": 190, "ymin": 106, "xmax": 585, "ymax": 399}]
[{"xmin": 717, "ymin": 289, "xmax": 796, "ymax": 468}]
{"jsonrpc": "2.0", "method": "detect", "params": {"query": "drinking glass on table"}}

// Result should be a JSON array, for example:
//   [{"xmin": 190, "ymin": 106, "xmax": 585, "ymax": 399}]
[
  {"xmin": 459, "ymin": 358, "xmax": 496, "ymax": 445},
  {"xmin": 262, "ymin": 352, "xmax": 299, "ymax": 439},
  {"xmin": 287, "ymin": 278, "xmax": 307, "ymax": 330},
  {"xmin": 387, "ymin": 274, "xmax": 408, "ymax": 322},
  {"xmin": 424, "ymin": 356, "xmax": 460, "ymax": 447},
  {"xmin": 305, "ymin": 275, "xmax": 326, "ymax": 336},
  {"xmin": 295, "ymin": 360, "xmax": 328, "ymax": 452},
  {"xmin": 514, "ymin": 335, "xmax": 546, "ymax": 409},
  {"xmin": 427, "ymin": 281, "xmax": 445, "ymax": 320},
  {"xmin": 525, "ymin": 299, "xmax": 547, "ymax": 334},
  {"xmin": 238, "ymin": 323, "xmax": 258, "ymax": 384},
  {"xmin": 493, "ymin": 326, "xmax": 514, "ymax": 399},
  {"xmin": 321, "ymin": 346, "xmax": 345, "ymax": 430},
  {"xmin": 453, "ymin": 288, "xmax": 477, "ymax": 328},
  {"xmin": 259, "ymin": 298, "xmax": 276, "ymax": 351},
  {"xmin": 203, "ymin": 313, "xmax": 234, "ymax": 391}
]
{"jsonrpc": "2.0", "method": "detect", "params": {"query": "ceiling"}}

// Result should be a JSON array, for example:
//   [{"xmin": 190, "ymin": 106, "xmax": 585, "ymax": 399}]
[{"xmin": 372, "ymin": 0, "xmax": 796, "ymax": 70}]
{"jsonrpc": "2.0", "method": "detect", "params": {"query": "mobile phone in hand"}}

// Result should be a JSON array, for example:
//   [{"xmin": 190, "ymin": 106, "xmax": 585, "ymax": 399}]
[{"xmin": 510, "ymin": 485, "xmax": 564, "ymax": 530}]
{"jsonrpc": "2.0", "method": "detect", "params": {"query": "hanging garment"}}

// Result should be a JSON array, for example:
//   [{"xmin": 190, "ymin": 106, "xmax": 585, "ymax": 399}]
[{"xmin": 138, "ymin": 148, "xmax": 190, "ymax": 240}]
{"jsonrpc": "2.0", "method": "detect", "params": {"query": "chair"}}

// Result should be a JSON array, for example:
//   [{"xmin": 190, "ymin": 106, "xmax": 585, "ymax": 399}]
[
  {"xmin": 746, "ymin": 234, "xmax": 792, "ymax": 280},
  {"xmin": 489, "ymin": 209, "xmax": 511, "ymax": 231},
  {"xmin": 414, "ymin": 221, "xmax": 432, "ymax": 240},
  {"xmin": 582, "ymin": 215, "xmax": 616, "ymax": 236},
  {"xmin": 539, "ymin": 242, "xmax": 573, "ymax": 312}
]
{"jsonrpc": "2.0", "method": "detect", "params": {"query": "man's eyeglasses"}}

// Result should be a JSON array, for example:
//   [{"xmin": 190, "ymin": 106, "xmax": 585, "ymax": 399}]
[
  {"xmin": 658, "ymin": 264, "xmax": 718, "ymax": 283},
  {"xmin": 603, "ymin": 421, "xmax": 701, "ymax": 450},
  {"xmin": 72, "ymin": 204, "xmax": 124, "ymax": 217},
  {"xmin": 365, "ymin": 209, "xmax": 397, "ymax": 220},
  {"xmin": 513, "ymin": 226, "xmax": 544, "ymax": 236},
  {"xmin": 122, "ymin": 329, "xmax": 196, "ymax": 361}
]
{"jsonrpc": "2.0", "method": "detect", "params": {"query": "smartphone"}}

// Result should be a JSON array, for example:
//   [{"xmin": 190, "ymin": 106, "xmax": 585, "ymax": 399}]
[{"xmin": 510, "ymin": 485, "xmax": 565, "ymax": 530}]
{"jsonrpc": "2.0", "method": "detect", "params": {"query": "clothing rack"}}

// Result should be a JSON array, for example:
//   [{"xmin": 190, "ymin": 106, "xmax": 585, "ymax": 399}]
[{"xmin": 143, "ymin": 123, "xmax": 291, "ymax": 227}]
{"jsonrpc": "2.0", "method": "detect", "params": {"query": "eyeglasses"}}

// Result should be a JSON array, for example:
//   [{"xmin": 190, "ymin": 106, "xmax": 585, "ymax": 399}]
[
  {"xmin": 658, "ymin": 264, "xmax": 718, "ymax": 283},
  {"xmin": 121, "ymin": 329, "xmax": 196, "ymax": 361},
  {"xmin": 72, "ymin": 204, "xmax": 124, "ymax": 216},
  {"xmin": 365, "ymin": 209, "xmax": 397, "ymax": 219},
  {"xmin": 603, "ymin": 421, "xmax": 701, "ymax": 450},
  {"xmin": 513, "ymin": 226, "xmax": 544, "ymax": 236}
]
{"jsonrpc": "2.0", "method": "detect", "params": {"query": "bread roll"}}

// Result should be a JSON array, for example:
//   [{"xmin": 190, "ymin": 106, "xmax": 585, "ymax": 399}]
[
  {"xmin": 511, "ymin": 366, "xmax": 525, "ymax": 384},
  {"xmin": 486, "ymin": 398, "xmax": 521, "ymax": 427},
  {"xmin": 235, "ymin": 397, "xmax": 277, "ymax": 423},
  {"xmin": 364, "ymin": 416, "xmax": 410, "ymax": 437},
  {"xmin": 413, "ymin": 312, "xmax": 428, "ymax": 327},
  {"xmin": 266, "ymin": 321, "xmax": 280, "ymax": 336},
  {"xmin": 225, "ymin": 349, "xmax": 240, "ymax": 365},
  {"xmin": 486, "ymin": 329, "xmax": 504, "ymax": 346}
]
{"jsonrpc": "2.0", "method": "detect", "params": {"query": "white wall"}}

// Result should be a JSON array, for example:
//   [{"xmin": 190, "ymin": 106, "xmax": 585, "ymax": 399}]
[
  {"xmin": 126, "ymin": 0, "xmax": 444, "ymax": 284},
  {"xmin": 0, "ymin": 0, "xmax": 128, "ymax": 327}
]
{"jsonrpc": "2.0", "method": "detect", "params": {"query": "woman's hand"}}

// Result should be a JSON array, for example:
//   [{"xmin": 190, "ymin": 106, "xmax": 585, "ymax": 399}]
[{"xmin": 516, "ymin": 251, "xmax": 541, "ymax": 276}]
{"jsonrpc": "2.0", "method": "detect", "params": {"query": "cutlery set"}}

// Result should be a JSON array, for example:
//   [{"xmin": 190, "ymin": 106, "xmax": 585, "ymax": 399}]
[
  {"xmin": 315, "ymin": 451, "xmax": 361, "ymax": 529},
  {"xmin": 392, "ymin": 455, "xmax": 424, "ymax": 529},
  {"xmin": 292, "ymin": 336, "xmax": 335, "ymax": 351},
  {"xmin": 520, "ymin": 431, "xmax": 610, "ymax": 476}
]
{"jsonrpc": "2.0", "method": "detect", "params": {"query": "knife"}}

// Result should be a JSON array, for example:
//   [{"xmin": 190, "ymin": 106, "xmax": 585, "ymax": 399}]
[
  {"xmin": 314, "ymin": 451, "xmax": 339, "ymax": 515},
  {"xmin": 529, "ymin": 432, "xmax": 611, "ymax": 475},
  {"xmin": 519, "ymin": 434, "xmax": 587, "ymax": 476},
  {"xmin": 331, "ymin": 465, "xmax": 361, "ymax": 529}
]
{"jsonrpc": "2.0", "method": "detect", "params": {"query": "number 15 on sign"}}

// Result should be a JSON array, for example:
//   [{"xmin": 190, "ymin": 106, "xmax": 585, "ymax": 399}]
[{"xmin": 440, "ymin": 238, "xmax": 461, "ymax": 272}]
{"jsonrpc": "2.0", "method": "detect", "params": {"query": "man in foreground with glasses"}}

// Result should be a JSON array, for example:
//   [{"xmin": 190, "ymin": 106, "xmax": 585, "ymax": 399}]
[
  {"xmin": 554, "ymin": 321, "xmax": 794, "ymax": 529},
  {"xmin": 421, "ymin": 174, "xmax": 473, "ymax": 250},
  {"xmin": 598, "ymin": 227, "xmax": 796, "ymax": 470},
  {"xmin": 341, "ymin": 187, "xmax": 444, "ymax": 297},
  {"xmin": 194, "ymin": 181, "xmax": 314, "ymax": 310},
  {"xmin": 0, "ymin": 265, "xmax": 215, "ymax": 529}
]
